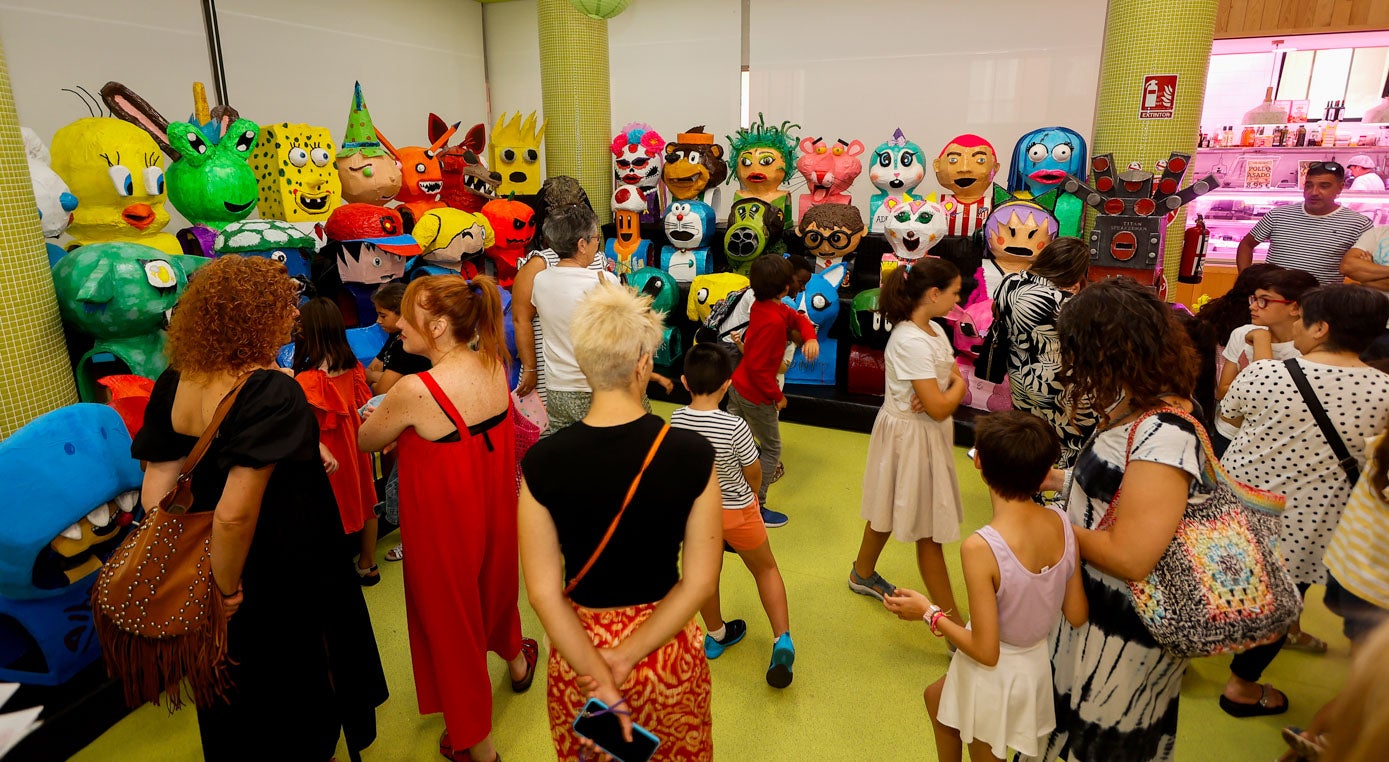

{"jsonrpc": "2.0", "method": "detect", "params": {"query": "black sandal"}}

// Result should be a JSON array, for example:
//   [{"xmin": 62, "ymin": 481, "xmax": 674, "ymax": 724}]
[
  {"xmin": 1219, "ymin": 683, "xmax": 1288, "ymax": 717},
  {"xmin": 511, "ymin": 638, "xmax": 539, "ymax": 693},
  {"xmin": 356, "ymin": 564, "xmax": 381, "ymax": 587}
]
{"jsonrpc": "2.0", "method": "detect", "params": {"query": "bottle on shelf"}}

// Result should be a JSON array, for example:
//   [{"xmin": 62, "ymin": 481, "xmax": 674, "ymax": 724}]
[
  {"xmin": 1295, "ymin": 124, "xmax": 1307, "ymax": 147},
  {"xmin": 1241, "ymin": 125, "xmax": 1256, "ymax": 147}
]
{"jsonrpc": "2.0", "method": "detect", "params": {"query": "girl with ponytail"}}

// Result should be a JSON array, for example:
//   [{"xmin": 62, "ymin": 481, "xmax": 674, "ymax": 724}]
[
  {"xmin": 358, "ymin": 273, "xmax": 539, "ymax": 762},
  {"xmin": 849, "ymin": 258, "xmax": 968, "ymax": 627}
]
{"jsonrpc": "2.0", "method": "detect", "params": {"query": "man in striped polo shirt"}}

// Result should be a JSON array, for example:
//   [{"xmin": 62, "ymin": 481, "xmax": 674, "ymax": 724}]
[{"xmin": 1237, "ymin": 161, "xmax": 1372, "ymax": 285}]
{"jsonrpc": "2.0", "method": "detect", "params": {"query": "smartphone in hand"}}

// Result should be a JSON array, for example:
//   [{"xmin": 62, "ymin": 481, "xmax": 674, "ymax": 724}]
[{"xmin": 572, "ymin": 698, "xmax": 660, "ymax": 762}]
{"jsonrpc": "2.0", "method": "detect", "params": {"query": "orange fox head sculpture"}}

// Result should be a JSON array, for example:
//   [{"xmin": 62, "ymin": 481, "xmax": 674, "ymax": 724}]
[{"xmin": 375, "ymin": 122, "xmax": 457, "ymax": 205}]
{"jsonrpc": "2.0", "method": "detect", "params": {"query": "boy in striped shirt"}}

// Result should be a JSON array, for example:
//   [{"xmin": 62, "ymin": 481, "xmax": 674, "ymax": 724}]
[{"xmin": 670, "ymin": 342, "xmax": 796, "ymax": 688}]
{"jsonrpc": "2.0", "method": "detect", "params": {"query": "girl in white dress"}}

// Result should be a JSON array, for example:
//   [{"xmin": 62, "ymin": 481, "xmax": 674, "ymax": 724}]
[
  {"xmin": 887, "ymin": 411, "xmax": 1087, "ymax": 761},
  {"xmin": 849, "ymin": 258, "xmax": 966, "ymax": 623}
]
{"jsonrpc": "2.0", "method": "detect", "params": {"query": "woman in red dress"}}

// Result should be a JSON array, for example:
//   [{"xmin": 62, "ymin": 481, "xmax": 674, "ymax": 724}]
[
  {"xmin": 359, "ymin": 275, "xmax": 538, "ymax": 762},
  {"xmin": 293, "ymin": 298, "xmax": 381, "ymax": 584}
]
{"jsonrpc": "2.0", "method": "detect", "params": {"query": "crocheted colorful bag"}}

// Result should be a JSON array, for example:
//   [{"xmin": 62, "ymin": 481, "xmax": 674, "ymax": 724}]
[{"xmin": 1101, "ymin": 407, "xmax": 1302, "ymax": 658}]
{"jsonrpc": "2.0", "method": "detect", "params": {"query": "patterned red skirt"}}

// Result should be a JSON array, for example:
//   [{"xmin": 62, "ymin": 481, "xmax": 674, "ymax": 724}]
[{"xmin": 546, "ymin": 602, "xmax": 712, "ymax": 761}]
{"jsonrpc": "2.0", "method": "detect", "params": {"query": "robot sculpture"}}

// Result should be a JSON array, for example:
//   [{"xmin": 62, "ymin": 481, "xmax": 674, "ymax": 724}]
[{"xmin": 1060, "ymin": 152, "xmax": 1217, "ymax": 287}]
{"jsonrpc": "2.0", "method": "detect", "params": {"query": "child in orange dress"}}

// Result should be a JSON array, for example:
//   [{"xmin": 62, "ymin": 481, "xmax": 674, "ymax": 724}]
[{"xmin": 294, "ymin": 297, "xmax": 381, "ymax": 585}]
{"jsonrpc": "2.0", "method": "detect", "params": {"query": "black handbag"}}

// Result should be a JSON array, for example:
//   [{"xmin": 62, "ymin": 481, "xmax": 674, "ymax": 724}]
[{"xmin": 973, "ymin": 303, "xmax": 1011, "ymax": 385}]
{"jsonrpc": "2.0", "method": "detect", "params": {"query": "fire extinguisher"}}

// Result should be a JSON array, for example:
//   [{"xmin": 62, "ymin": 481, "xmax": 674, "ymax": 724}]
[{"xmin": 1179, "ymin": 215, "xmax": 1209, "ymax": 284}]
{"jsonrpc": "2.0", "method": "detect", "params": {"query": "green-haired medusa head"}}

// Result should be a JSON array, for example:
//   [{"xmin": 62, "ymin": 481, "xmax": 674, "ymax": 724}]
[{"xmin": 727, "ymin": 114, "xmax": 799, "ymax": 200}]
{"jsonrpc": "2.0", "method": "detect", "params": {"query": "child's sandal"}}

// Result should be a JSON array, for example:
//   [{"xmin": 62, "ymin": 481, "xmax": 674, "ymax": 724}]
[{"xmin": 356, "ymin": 564, "xmax": 381, "ymax": 587}]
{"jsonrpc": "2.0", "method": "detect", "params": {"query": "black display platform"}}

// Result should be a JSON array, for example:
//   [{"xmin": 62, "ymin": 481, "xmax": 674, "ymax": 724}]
[{"xmin": 5, "ymin": 662, "xmax": 129, "ymax": 762}]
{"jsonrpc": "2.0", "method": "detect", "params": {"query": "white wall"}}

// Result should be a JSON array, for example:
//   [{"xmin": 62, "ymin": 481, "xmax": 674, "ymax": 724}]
[
  {"xmin": 0, "ymin": 0, "xmax": 213, "ymax": 143},
  {"xmin": 748, "ymin": 0, "xmax": 1107, "ymax": 222},
  {"xmin": 216, "ymin": 0, "xmax": 488, "ymax": 145},
  {"xmin": 482, "ymin": 0, "xmax": 742, "ymax": 201}
]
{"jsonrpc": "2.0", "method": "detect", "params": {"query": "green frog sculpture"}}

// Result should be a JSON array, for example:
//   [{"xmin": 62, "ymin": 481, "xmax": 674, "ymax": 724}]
[{"xmin": 52, "ymin": 242, "xmax": 200, "ymax": 401}]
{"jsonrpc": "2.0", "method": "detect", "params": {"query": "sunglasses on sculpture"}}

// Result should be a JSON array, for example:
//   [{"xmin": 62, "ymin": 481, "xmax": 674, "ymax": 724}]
[
  {"xmin": 1248, "ymin": 295, "xmax": 1295, "ymax": 309},
  {"xmin": 616, "ymin": 157, "xmax": 651, "ymax": 170},
  {"xmin": 802, "ymin": 230, "xmax": 854, "ymax": 250}
]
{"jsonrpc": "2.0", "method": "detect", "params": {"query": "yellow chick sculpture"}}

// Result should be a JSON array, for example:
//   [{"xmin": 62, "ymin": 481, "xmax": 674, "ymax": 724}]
[{"xmin": 51, "ymin": 118, "xmax": 181, "ymax": 254}]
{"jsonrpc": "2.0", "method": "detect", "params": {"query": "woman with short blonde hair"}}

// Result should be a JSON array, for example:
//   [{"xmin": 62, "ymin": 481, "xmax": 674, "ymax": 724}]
[{"xmin": 521, "ymin": 282, "xmax": 723, "ymax": 761}]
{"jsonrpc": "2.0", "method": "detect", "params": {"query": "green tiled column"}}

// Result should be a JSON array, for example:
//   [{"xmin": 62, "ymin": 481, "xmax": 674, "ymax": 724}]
[
  {"xmin": 0, "ymin": 39, "xmax": 77, "ymax": 438},
  {"xmin": 1092, "ymin": 0, "xmax": 1217, "ymax": 289},
  {"xmin": 537, "ymin": 0, "xmax": 612, "ymax": 221}
]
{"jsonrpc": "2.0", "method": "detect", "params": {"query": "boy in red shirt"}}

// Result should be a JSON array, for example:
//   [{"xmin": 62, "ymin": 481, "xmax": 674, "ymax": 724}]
[{"xmin": 728, "ymin": 254, "xmax": 819, "ymax": 527}]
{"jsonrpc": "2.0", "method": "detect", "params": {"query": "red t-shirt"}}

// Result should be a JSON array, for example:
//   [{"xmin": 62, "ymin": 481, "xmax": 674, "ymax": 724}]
[{"xmin": 731, "ymin": 299, "xmax": 817, "ymax": 405}]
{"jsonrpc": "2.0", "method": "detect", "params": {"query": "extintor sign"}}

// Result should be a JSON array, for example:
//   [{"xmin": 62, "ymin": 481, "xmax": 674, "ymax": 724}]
[{"xmin": 1140, "ymin": 74, "xmax": 1178, "ymax": 119}]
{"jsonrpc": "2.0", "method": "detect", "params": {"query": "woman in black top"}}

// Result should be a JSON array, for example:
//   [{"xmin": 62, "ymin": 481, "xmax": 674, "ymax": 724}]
[
  {"xmin": 520, "ymin": 281, "xmax": 722, "ymax": 761},
  {"xmin": 132, "ymin": 257, "xmax": 387, "ymax": 761}
]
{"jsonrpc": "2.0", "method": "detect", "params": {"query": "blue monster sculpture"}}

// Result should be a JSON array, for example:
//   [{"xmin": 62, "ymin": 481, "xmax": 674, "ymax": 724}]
[
  {"xmin": 659, "ymin": 200, "xmax": 717, "ymax": 283},
  {"xmin": 784, "ymin": 261, "xmax": 847, "ymax": 386},
  {"xmin": 0, "ymin": 404, "xmax": 143, "ymax": 685},
  {"xmin": 215, "ymin": 219, "xmax": 317, "ymax": 299},
  {"xmin": 1006, "ymin": 126, "xmax": 1088, "ymax": 238}
]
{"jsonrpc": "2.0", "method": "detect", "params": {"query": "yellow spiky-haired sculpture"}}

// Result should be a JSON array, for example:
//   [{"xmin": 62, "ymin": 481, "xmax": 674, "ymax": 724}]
[{"xmin": 489, "ymin": 111, "xmax": 547, "ymax": 196}]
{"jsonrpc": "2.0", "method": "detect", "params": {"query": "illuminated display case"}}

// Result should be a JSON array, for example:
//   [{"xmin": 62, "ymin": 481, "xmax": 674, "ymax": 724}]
[{"xmin": 1185, "ymin": 146, "xmax": 1389, "ymax": 263}]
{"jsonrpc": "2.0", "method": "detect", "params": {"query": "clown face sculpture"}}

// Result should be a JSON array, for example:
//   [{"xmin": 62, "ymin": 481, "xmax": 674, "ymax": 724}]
[
  {"xmin": 659, "ymin": 199, "xmax": 716, "ymax": 283},
  {"xmin": 490, "ymin": 111, "xmax": 547, "ymax": 197},
  {"xmin": 607, "ymin": 185, "xmax": 653, "ymax": 277},
  {"xmin": 52, "ymin": 118, "xmax": 181, "ymax": 254},
  {"xmin": 337, "ymin": 82, "xmax": 403, "ymax": 206},
  {"xmin": 933, "ymin": 134, "xmax": 999, "ymax": 236},
  {"xmin": 727, "ymin": 114, "xmax": 798, "ymax": 224},
  {"xmin": 797, "ymin": 202, "xmax": 865, "ymax": 278},
  {"xmin": 51, "ymin": 242, "xmax": 194, "ymax": 400},
  {"xmin": 409, "ymin": 207, "xmax": 493, "ymax": 280},
  {"xmin": 880, "ymin": 194, "xmax": 948, "ymax": 283},
  {"xmin": 663, "ymin": 126, "xmax": 727, "ymax": 202},
  {"xmin": 795, "ymin": 137, "xmax": 864, "ymax": 222},
  {"xmin": 868, "ymin": 128, "xmax": 926, "ymax": 233},
  {"xmin": 612, "ymin": 122, "xmax": 665, "ymax": 223},
  {"xmin": 0, "ymin": 404, "xmax": 143, "ymax": 685},
  {"xmin": 724, "ymin": 197, "xmax": 786, "ymax": 276}
]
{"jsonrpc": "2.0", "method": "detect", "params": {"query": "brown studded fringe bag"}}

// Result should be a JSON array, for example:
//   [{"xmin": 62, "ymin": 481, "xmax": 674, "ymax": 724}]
[{"xmin": 92, "ymin": 374, "xmax": 250, "ymax": 709}]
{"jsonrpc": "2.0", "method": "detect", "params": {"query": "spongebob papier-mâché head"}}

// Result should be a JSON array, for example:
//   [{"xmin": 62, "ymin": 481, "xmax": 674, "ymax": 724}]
[
  {"xmin": 251, "ymin": 122, "xmax": 342, "ymax": 225},
  {"xmin": 490, "ymin": 111, "xmax": 547, "ymax": 197},
  {"xmin": 52, "ymin": 117, "xmax": 180, "ymax": 255}
]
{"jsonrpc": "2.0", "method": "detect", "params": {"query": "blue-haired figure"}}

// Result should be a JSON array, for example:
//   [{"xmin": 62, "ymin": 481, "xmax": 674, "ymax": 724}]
[{"xmin": 1007, "ymin": 127, "xmax": 1088, "ymax": 237}]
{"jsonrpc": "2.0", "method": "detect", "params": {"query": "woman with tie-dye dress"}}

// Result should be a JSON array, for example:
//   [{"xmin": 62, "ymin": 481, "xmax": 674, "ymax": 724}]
[{"xmin": 1020, "ymin": 278, "xmax": 1209, "ymax": 762}]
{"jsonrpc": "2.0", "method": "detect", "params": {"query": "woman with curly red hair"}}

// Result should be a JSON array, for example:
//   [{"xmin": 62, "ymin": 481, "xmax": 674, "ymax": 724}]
[
  {"xmin": 134, "ymin": 256, "xmax": 387, "ymax": 761},
  {"xmin": 359, "ymin": 275, "xmax": 538, "ymax": 762},
  {"xmin": 1023, "ymin": 277, "xmax": 1205, "ymax": 762}
]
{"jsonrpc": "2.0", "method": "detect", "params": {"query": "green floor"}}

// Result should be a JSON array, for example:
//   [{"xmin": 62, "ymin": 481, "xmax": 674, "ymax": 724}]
[{"xmin": 76, "ymin": 405, "xmax": 1350, "ymax": 761}]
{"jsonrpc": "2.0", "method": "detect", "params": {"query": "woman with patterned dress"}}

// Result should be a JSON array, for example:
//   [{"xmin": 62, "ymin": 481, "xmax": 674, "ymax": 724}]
[
  {"xmin": 520, "ymin": 282, "xmax": 723, "ymax": 761},
  {"xmin": 992, "ymin": 238, "xmax": 1095, "ymax": 466},
  {"xmin": 358, "ymin": 275, "xmax": 539, "ymax": 762},
  {"xmin": 1020, "ymin": 278, "xmax": 1208, "ymax": 762}
]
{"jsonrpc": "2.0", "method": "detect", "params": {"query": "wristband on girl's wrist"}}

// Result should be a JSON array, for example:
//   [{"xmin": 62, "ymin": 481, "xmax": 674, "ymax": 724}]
[
  {"xmin": 923, "ymin": 604, "xmax": 943, "ymax": 634},
  {"xmin": 929, "ymin": 610, "xmax": 948, "ymax": 636}
]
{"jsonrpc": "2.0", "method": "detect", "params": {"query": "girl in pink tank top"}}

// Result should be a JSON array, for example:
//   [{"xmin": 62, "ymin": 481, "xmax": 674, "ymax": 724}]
[{"xmin": 885, "ymin": 412, "xmax": 1089, "ymax": 761}]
